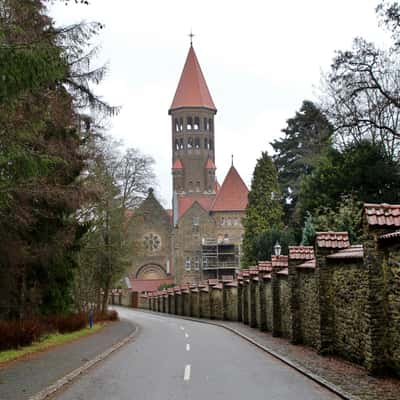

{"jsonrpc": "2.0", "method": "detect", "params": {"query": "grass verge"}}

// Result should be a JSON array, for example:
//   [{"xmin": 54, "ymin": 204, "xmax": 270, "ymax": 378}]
[{"xmin": 0, "ymin": 323, "xmax": 104, "ymax": 365}]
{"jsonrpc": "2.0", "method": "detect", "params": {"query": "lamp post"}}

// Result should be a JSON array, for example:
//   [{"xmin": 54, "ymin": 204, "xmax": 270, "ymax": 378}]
[{"xmin": 274, "ymin": 241, "xmax": 281, "ymax": 256}]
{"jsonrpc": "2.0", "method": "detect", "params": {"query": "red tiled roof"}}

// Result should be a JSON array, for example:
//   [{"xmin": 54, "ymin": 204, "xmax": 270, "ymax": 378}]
[
  {"xmin": 315, "ymin": 232, "xmax": 350, "ymax": 249},
  {"xmin": 130, "ymin": 278, "xmax": 174, "ymax": 293},
  {"xmin": 326, "ymin": 245, "xmax": 364, "ymax": 260},
  {"xmin": 277, "ymin": 268, "xmax": 289, "ymax": 276},
  {"xmin": 297, "ymin": 259, "xmax": 316, "ymax": 269},
  {"xmin": 289, "ymin": 246, "xmax": 314, "ymax": 260},
  {"xmin": 177, "ymin": 195, "xmax": 215, "ymax": 218},
  {"xmin": 205, "ymin": 158, "xmax": 216, "ymax": 169},
  {"xmin": 211, "ymin": 166, "xmax": 249, "ymax": 212},
  {"xmin": 169, "ymin": 46, "xmax": 216, "ymax": 112},
  {"xmin": 271, "ymin": 255, "xmax": 289, "ymax": 268},
  {"xmin": 172, "ymin": 159, "xmax": 183, "ymax": 169},
  {"xmin": 380, "ymin": 230, "xmax": 400, "ymax": 240},
  {"xmin": 364, "ymin": 203, "xmax": 400, "ymax": 227}
]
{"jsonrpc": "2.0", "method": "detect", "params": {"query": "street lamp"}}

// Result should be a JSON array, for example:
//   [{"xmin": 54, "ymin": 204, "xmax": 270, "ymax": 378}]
[{"xmin": 274, "ymin": 241, "xmax": 281, "ymax": 256}]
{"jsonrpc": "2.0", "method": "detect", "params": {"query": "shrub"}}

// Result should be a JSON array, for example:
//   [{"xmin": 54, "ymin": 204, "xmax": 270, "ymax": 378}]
[
  {"xmin": 56, "ymin": 313, "xmax": 87, "ymax": 334},
  {"xmin": 0, "ymin": 319, "xmax": 45, "ymax": 351}
]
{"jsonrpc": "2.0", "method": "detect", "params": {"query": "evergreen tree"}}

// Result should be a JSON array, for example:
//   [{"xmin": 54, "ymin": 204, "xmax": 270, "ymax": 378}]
[
  {"xmin": 242, "ymin": 152, "xmax": 283, "ymax": 266},
  {"xmin": 271, "ymin": 100, "xmax": 333, "ymax": 234},
  {"xmin": 301, "ymin": 212, "xmax": 315, "ymax": 246}
]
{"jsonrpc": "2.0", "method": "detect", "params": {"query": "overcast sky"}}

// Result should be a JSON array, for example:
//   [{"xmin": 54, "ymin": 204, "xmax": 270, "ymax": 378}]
[{"xmin": 49, "ymin": 0, "xmax": 390, "ymax": 207}]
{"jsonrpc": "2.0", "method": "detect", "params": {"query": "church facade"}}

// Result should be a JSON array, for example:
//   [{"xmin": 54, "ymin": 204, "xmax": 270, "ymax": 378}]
[{"xmin": 126, "ymin": 44, "xmax": 249, "ymax": 292}]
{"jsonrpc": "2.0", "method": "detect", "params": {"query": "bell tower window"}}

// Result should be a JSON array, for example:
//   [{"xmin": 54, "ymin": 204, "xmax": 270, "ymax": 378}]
[
  {"xmin": 194, "ymin": 117, "xmax": 200, "ymax": 130},
  {"xmin": 187, "ymin": 117, "xmax": 193, "ymax": 130},
  {"xmin": 194, "ymin": 137, "xmax": 200, "ymax": 149},
  {"xmin": 175, "ymin": 139, "xmax": 179, "ymax": 150},
  {"xmin": 187, "ymin": 137, "xmax": 193, "ymax": 149},
  {"xmin": 179, "ymin": 118, "xmax": 183, "ymax": 131},
  {"xmin": 204, "ymin": 138, "xmax": 208, "ymax": 149},
  {"xmin": 179, "ymin": 138, "xmax": 184, "ymax": 149},
  {"xmin": 209, "ymin": 119, "xmax": 213, "ymax": 132},
  {"xmin": 175, "ymin": 119, "xmax": 179, "ymax": 132}
]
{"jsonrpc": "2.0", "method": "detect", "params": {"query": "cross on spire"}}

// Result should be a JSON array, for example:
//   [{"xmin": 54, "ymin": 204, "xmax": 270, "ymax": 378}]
[
  {"xmin": 231, "ymin": 154, "xmax": 234, "ymax": 166},
  {"xmin": 188, "ymin": 30, "xmax": 195, "ymax": 46}
]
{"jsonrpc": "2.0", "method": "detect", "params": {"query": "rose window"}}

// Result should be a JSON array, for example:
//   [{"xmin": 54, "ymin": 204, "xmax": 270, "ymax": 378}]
[{"xmin": 144, "ymin": 233, "xmax": 161, "ymax": 251}]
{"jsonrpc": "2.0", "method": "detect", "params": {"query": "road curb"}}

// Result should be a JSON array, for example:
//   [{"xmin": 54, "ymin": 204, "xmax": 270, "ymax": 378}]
[
  {"xmin": 29, "ymin": 322, "xmax": 139, "ymax": 400},
  {"xmin": 141, "ymin": 310, "xmax": 360, "ymax": 400}
]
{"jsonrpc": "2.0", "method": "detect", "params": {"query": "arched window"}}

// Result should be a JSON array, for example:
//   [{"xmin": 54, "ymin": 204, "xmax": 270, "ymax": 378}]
[
  {"xmin": 208, "ymin": 118, "xmax": 213, "ymax": 132},
  {"xmin": 194, "ymin": 117, "xmax": 200, "ymax": 130},
  {"xmin": 175, "ymin": 119, "xmax": 179, "ymax": 132},
  {"xmin": 175, "ymin": 139, "xmax": 179, "ymax": 151},
  {"xmin": 194, "ymin": 137, "xmax": 200, "ymax": 149},
  {"xmin": 179, "ymin": 138, "xmax": 184, "ymax": 149},
  {"xmin": 187, "ymin": 117, "xmax": 193, "ymax": 130},
  {"xmin": 204, "ymin": 138, "xmax": 208, "ymax": 149},
  {"xmin": 185, "ymin": 257, "xmax": 191, "ymax": 271},
  {"xmin": 179, "ymin": 118, "xmax": 183, "ymax": 131},
  {"xmin": 204, "ymin": 117, "xmax": 208, "ymax": 131},
  {"xmin": 187, "ymin": 137, "xmax": 193, "ymax": 149}
]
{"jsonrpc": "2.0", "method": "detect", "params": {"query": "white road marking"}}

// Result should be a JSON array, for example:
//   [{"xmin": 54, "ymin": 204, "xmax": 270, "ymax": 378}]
[
  {"xmin": 186, "ymin": 343, "xmax": 190, "ymax": 351},
  {"xmin": 185, "ymin": 332, "xmax": 189, "ymax": 338},
  {"xmin": 184, "ymin": 364, "xmax": 191, "ymax": 381},
  {"xmin": 180, "ymin": 326, "xmax": 185, "ymax": 331}
]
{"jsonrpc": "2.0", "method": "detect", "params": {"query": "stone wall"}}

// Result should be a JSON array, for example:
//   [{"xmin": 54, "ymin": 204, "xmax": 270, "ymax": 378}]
[
  {"xmin": 278, "ymin": 276, "xmax": 290, "ymax": 339},
  {"xmin": 225, "ymin": 286, "xmax": 238, "ymax": 321},
  {"xmin": 330, "ymin": 260, "xmax": 368, "ymax": 364},
  {"xmin": 211, "ymin": 287, "xmax": 223, "ymax": 320},
  {"xmin": 297, "ymin": 269, "xmax": 319, "ymax": 347},
  {"xmin": 200, "ymin": 289, "xmax": 210, "ymax": 319},
  {"xmin": 384, "ymin": 244, "xmax": 400, "ymax": 373},
  {"xmin": 264, "ymin": 280, "xmax": 273, "ymax": 332}
]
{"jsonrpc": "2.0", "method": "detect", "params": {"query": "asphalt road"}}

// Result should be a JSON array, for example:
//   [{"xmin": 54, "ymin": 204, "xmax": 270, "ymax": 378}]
[{"xmin": 54, "ymin": 308, "xmax": 339, "ymax": 400}]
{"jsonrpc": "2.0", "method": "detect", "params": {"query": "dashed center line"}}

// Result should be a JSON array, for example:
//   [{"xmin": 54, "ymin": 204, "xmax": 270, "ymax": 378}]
[
  {"xmin": 184, "ymin": 364, "xmax": 191, "ymax": 381},
  {"xmin": 185, "ymin": 332, "xmax": 189, "ymax": 338},
  {"xmin": 186, "ymin": 343, "xmax": 190, "ymax": 351}
]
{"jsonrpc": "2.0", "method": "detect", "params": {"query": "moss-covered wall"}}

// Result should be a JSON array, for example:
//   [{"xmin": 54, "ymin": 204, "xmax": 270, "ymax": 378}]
[
  {"xmin": 200, "ymin": 290, "xmax": 210, "ymax": 319},
  {"xmin": 279, "ymin": 277, "xmax": 290, "ymax": 338},
  {"xmin": 211, "ymin": 288, "xmax": 223, "ymax": 320},
  {"xmin": 297, "ymin": 269, "xmax": 319, "ymax": 348},
  {"xmin": 385, "ymin": 247, "xmax": 400, "ymax": 374},
  {"xmin": 225, "ymin": 287, "xmax": 238, "ymax": 321},
  {"xmin": 330, "ymin": 261, "xmax": 368, "ymax": 364},
  {"xmin": 264, "ymin": 280, "xmax": 273, "ymax": 331},
  {"xmin": 255, "ymin": 282, "xmax": 261, "ymax": 328},
  {"xmin": 191, "ymin": 291, "xmax": 200, "ymax": 317},
  {"xmin": 183, "ymin": 293, "xmax": 190, "ymax": 316}
]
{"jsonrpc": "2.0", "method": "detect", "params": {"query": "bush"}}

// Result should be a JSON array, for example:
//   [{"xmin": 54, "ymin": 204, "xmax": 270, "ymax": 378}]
[
  {"xmin": 0, "ymin": 319, "xmax": 45, "ymax": 351},
  {"xmin": 56, "ymin": 313, "xmax": 87, "ymax": 334},
  {"xmin": 93, "ymin": 310, "xmax": 119, "ymax": 322}
]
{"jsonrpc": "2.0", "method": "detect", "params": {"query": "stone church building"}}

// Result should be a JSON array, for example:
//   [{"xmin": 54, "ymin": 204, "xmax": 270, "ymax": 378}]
[{"xmin": 126, "ymin": 44, "xmax": 249, "ymax": 293}]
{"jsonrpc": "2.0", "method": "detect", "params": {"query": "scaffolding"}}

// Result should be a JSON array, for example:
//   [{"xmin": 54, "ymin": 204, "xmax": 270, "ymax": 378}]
[{"xmin": 201, "ymin": 238, "xmax": 240, "ymax": 279}]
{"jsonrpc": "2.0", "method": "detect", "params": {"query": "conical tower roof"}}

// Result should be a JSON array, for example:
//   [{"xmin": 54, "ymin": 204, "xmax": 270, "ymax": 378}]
[
  {"xmin": 211, "ymin": 166, "xmax": 249, "ymax": 212},
  {"xmin": 169, "ymin": 45, "xmax": 217, "ymax": 113}
]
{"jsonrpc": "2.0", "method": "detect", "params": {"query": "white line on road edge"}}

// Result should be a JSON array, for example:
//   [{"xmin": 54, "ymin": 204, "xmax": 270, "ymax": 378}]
[
  {"xmin": 180, "ymin": 326, "xmax": 185, "ymax": 330},
  {"xmin": 184, "ymin": 364, "xmax": 191, "ymax": 381},
  {"xmin": 186, "ymin": 343, "xmax": 190, "ymax": 351},
  {"xmin": 185, "ymin": 332, "xmax": 189, "ymax": 338}
]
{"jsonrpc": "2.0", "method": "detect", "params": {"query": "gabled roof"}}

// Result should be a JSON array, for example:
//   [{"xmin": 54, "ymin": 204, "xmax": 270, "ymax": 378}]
[
  {"xmin": 289, "ymin": 246, "xmax": 314, "ymax": 260},
  {"xmin": 172, "ymin": 159, "xmax": 183, "ymax": 169},
  {"xmin": 364, "ymin": 203, "xmax": 400, "ymax": 227},
  {"xmin": 177, "ymin": 195, "xmax": 215, "ymax": 218},
  {"xmin": 326, "ymin": 245, "xmax": 364, "ymax": 260},
  {"xmin": 211, "ymin": 166, "xmax": 249, "ymax": 212},
  {"xmin": 169, "ymin": 46, "xmax": 216, "ymax": 113},
  {"xmin": 315, "ymin": 232, "xmax": 350, "ymax": 249},
  {"xmin": 205, "ymin": 158, "xmax": 216, "ymax": 169}
]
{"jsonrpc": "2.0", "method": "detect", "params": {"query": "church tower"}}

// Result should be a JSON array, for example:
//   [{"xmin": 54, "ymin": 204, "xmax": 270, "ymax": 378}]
[{"xmin": 169, "ymin": 44, "xmax": 217, "ymax": 196}]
